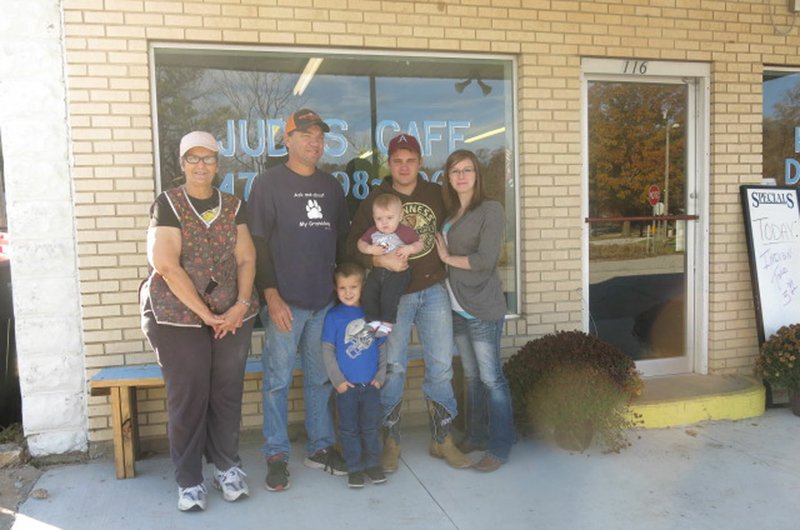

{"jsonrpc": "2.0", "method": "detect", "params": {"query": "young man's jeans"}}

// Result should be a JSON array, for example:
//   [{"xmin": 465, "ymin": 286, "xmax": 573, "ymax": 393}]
[
  {"xmin": 260, "ymin": 302, "xmax": 335, "ymax": 458},
  {"xmin": 335, "ymin": 384, "xmax": 381, "ymax": 472},
  {"xmin": 380, "ymin": 282, "xmax": 458, "ymax": 422},
  {"xmin": 453, "ymin": 314, "xmax": 514, "ymax": 461}
]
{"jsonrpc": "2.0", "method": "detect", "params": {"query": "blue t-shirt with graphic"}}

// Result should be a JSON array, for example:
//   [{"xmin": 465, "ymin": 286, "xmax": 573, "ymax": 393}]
[{"xmin": 322, "ymin": 304, "xmax": 384, "ymax": 384}]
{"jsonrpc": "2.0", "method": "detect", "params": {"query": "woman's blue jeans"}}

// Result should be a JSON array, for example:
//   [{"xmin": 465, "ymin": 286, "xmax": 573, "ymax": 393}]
[{"xmin": 453, "ymin": 314, "xmax": 514, "ymax": 461}]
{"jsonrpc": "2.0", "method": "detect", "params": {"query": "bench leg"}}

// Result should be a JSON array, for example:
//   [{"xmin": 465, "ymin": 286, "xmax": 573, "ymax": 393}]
[{"xmin": 110, "ymin": 386, "xmax": 139, "ymax": 479}]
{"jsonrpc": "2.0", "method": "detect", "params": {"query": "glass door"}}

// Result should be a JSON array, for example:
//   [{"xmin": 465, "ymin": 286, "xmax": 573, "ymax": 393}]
[{"xmin": 582, "ymin": 59, "xmax": 709, "ymax": 376}]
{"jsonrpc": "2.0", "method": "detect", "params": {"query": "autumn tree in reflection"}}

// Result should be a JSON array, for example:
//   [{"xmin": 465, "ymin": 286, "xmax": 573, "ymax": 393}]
[{"xmin": 588, "ymin": 82, "xmax": 686, "ymax": 236}]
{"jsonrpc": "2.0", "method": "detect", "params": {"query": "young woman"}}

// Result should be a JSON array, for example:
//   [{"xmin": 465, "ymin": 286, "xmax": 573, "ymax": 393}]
[{"xmin": 434, "ymin": 149, "xmax": 514, "ymax": 472}]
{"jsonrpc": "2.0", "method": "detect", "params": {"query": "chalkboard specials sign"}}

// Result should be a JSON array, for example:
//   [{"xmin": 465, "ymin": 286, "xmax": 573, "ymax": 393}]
[{"xmin": 740, "ymin": 185, "xmax": 800, "ymax": 344}]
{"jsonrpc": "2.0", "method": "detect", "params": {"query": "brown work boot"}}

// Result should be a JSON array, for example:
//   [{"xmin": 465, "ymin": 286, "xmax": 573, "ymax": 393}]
[
  {"xmin": 429, "ymin": 433, "xmax": 472, "ymax": 469},
  {"xmin": 456, "ymin": 440, "xmax": 487, "ymax": 454},
  {"xmin": 473, "ymin": 454, "xmax": 503, "ymax": 473},
  {"xmin": 426, "ymin": 400, "xmax": 472, "ymax": 469},
  {"xmin": 381, "ymin": 436, "xmax": 401, "ymax": 473}
]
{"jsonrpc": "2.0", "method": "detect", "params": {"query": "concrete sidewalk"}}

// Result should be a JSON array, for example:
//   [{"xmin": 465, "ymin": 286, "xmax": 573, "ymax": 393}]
[{"xmin": 13, "ymin": 408, "xmax": 800, "ymax": 530}]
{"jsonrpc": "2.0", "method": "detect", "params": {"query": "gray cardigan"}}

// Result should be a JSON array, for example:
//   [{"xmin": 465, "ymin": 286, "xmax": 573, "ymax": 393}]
[{"xmin": 446, "ymin": 200, "xmax": 507, "ymax": 320}]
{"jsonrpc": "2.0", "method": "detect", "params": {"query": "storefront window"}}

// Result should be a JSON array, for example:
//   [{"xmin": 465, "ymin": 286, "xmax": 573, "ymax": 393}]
[
  {"xmin": 764, "ymin": 69, "xmax": 800, "ymax": 185},
  {"xmin": 152, "ymin": 45, "xmax": 518, "ymax": 313}
]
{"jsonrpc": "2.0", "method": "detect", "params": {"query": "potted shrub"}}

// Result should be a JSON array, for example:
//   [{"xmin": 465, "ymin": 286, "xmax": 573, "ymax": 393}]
[
  {"xmin": 755, "ymin": 323, "xmax": 800, "ymax": 416},
  {"xmin": 503, "ymin": 331, "xmax": 642, "ymax": 452}
]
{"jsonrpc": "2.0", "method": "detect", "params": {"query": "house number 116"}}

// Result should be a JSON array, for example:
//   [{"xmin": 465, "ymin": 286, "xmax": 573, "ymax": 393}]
[{"xmin": 623, "ymin": 60, "xmax": 648, "ymax": 75}]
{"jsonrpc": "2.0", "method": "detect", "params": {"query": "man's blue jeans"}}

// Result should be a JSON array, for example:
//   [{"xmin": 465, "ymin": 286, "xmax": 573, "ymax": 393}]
[
  {"xmin": 260, "ymin": 302, "xmax": 335, "ymax": 458},
  {"xmin": 453, "ymin": 314, "xmax": 514, "ymax": 461},
  {"xmin": 335, "ymin": 384, "xmax": 381, "ymax": 473},
  {"xmin": 380, "ymin": 282, "xmax": 458, "ymax": 423}
]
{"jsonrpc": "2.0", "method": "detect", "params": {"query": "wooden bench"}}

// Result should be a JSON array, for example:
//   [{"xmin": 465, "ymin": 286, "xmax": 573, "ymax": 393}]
[
  {"xmin": 89, "ymin": 347, "xmax": 448, "ymax": 479},
  {"xmin": 89, "ymin": 358, "xmax": 267, "ymax": 479}
]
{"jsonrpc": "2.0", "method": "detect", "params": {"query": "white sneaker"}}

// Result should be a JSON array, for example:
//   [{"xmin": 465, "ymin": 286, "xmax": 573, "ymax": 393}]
[
  {"xmin": 213, "ymin": 465, "xmax": 249, "ymax": 502},
  {"xmin": 178, "ymin": 483, "xmax": 207, "ymax": 512},
  {"xmin": 375, "ymin": 324, "xmax": 393, "ymax": 337}
]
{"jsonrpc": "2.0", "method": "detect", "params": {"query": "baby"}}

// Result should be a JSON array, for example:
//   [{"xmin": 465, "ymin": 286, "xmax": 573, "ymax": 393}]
[{"xmin": 357, "ymin": 193, "xmax": 423, "ymax": 336}]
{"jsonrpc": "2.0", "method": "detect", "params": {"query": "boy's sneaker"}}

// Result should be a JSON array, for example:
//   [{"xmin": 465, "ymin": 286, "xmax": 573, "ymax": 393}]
[
  {"xmin": 348, "ymin": 471, "xmax": 365, "ymax": 489},
  {"xmin": 177, "ymin": 483, "xmax": 207, "ymax": 512},
  {"xmin": 303, "ymin": 446, "xmax": 347, "ymax": 476},
  {"xmin": 212, "ymin": 465, "xmax": 249, "ymax": 502},
  {"xmin": 375, "ymin": 324, "xmax": 393, "ymax": 338},
  {"xmin": 265, "ymin": 455, "xmax": 290, "ymax": 491},
  {"xmin": 365, "ymin": 466, "xmax": 387, "ymax": 484}
]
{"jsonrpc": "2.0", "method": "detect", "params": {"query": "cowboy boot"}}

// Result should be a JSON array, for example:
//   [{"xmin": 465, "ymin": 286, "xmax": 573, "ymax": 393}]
[
  {"xmin": 427, "ymin": 400, "xmax": 472, "ymax": 469},
  {"xmin": 381, "ymin": 402, "xmax": 402, "ymax": 473}
]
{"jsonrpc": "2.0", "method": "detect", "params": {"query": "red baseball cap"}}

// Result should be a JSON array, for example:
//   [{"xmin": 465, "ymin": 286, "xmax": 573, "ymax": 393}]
[
  {"xmin": 285, "ymin": 108, "xmax": 330, "ymax": 135},
  {"xmin": 387, "ymin": 133, "xmax": 421, "ymax": 158}
]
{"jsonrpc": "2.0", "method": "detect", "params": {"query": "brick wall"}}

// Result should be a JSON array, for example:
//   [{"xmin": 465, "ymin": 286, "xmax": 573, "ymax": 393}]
[{"xmin": 61, "ymin": 0, "xmax": 800, "ymax": 443}]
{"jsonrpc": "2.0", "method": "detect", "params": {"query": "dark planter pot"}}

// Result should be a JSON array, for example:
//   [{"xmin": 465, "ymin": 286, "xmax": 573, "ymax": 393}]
[{"xmin": 790, "ymin": 392, "xmax": 800, "ymax": 417}]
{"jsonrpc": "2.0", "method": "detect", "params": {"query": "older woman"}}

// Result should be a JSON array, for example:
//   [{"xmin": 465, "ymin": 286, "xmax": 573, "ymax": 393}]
[
  {"xmin": 140, "ymin": 131, "xmax": 259, "ymax": 511},
  {"xmin": 434, "ymin": 149, "xmax": 514, "ymax": 472}
]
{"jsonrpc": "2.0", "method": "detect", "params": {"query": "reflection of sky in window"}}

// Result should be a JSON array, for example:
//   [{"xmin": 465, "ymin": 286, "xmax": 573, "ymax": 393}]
[
  {"xmin": 162, "ymin": 61, "xmax": 511, "ymax": 171},
  {"xmin": 305, "ymin": 75, "xmax": 508, "ymax": 168},
  {"xmin": 764, "ymin": 73, "xmax": 800, "ymax": 118}
]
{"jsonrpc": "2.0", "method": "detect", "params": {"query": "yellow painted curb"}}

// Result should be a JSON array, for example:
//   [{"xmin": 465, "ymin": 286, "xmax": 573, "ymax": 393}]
[{"xmin": 627, "ymin": 378, "xmax": 766, "ymax": 429}]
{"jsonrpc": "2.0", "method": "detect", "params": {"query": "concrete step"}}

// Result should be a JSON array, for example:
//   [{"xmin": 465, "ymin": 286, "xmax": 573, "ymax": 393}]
[{"xmin": 630, "ymin": 374, "xmax": 765, "ymax": 428}]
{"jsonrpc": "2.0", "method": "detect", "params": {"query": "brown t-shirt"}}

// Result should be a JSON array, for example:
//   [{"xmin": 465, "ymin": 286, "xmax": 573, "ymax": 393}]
[{"xmin": 346, "ymin": 176, "xmax": 447, "ymax": 294}]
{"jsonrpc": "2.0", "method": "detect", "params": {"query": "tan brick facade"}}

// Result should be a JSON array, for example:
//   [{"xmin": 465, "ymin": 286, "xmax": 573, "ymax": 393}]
[{"xmin": 60, "ymin": 0, "xmax": 800, "ymax": 443}]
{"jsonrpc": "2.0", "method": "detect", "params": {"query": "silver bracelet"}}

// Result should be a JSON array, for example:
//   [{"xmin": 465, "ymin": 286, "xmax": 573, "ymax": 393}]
[{"xmin": 236, "ymin": 298, "xmax": 251, "ymax": 307}]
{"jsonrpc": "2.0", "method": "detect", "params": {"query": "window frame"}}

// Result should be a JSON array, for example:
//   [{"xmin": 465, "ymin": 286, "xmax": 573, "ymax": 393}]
[{"xmin": 148, "ymin": 42, "xmax": 522, "ymax": 317}]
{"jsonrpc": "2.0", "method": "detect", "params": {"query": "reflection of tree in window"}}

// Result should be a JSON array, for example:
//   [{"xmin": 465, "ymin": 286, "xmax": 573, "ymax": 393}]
[
  {"xmin": 156, "ymin": 67, "xmax": 210, "ymax": 189},
  {"xmin": 156, "ymin": 68, "xmax": 301, "ymax": 192},
  {"xmin": 209, "ymin": 70, "xmax": 298, "ymax": 177},
  {"xmin": 588, "ymin": 83, "xmax": 686, "ymax": 236},
  {"xmin": 478, "ymin": 147, "xmax": 514, "ymax": 268}
]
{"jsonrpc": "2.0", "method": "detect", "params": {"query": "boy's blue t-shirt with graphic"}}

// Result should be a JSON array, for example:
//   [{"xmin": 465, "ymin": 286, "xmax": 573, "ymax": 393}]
[{"xmin": 322, "ymin": 304, "xmax": 384, "ymax": 384}]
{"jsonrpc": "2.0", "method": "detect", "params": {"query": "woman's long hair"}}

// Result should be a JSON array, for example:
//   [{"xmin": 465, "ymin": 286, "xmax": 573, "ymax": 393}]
[{"xmin": 441, "ymin": 149, "xmax": 485, "ymax": 219}]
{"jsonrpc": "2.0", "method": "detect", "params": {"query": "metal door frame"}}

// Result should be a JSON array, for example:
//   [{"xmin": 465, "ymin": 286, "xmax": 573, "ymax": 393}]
[{"xmin": 580, "ymin": 58, "xmax": 710, "ymax": 376}]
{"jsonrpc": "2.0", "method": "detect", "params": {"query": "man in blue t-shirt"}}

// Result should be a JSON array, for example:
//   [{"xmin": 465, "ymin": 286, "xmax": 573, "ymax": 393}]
[
  {"xmin": 247, "ymin": 109, "xmax": 349, "ymax": 491},
  {"xmin": 322, "ymin": 263, "xmax": 387, "ymax": 489}
]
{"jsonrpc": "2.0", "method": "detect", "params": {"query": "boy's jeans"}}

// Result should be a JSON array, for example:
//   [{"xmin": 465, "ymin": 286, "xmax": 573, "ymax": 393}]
[
  {"xmin": 453, "ymin": 315, "xmax": 514, "ymax": 461},
  {"xmin": 336, "ymin": 384, "xmax": 381, "ymax": 472},
  {"xmin": 260, "ymin": 302, "xmax": 335, "ymax": 458}
]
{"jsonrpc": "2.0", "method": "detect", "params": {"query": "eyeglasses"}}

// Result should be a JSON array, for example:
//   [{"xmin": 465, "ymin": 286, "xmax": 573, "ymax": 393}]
[
  {"xmin": 183, "ymin": 155, "xmax": 218, "ymax": 165},
  {"xmin": 449, "ymin": 167, "xmax": 475, "ymax": 176}
]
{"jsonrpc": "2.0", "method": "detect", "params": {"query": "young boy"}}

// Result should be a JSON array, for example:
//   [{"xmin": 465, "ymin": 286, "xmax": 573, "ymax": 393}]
[
  {"xmin": 357, "ymin": 193, "xmax": 424, "ymax": 336},
  {"xmin": 322, "ymin": 263, "xmax": 388, "ymax": 489}
]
